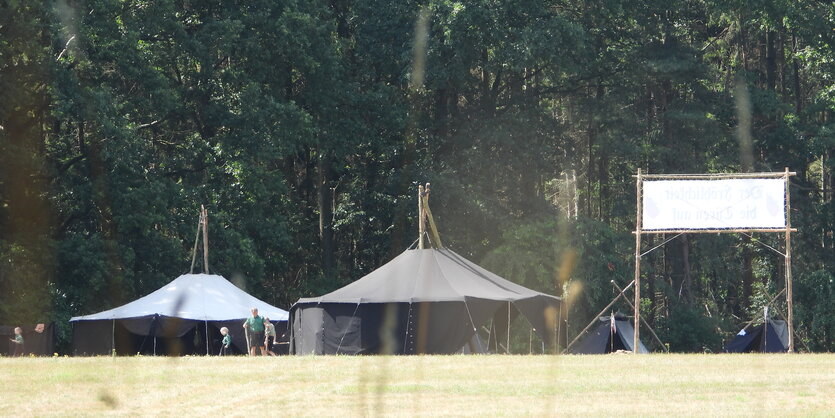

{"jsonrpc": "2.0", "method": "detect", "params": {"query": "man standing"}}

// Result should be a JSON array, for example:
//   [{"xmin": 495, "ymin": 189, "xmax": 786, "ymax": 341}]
[{"xmin": 242, "ymin": 308, "xmax": 265, "ymax": 356}]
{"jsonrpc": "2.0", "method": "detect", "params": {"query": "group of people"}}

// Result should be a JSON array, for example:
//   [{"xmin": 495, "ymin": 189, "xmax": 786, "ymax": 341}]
[{"xmin": 218, "ymin": 308, "xmax": 281, "ymax": 356}]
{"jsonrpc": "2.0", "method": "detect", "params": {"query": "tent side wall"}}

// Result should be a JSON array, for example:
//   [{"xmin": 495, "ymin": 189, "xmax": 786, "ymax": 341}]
[{"xmin": 292, "ymin": 302, "xmax": 481, "ymax": 355}]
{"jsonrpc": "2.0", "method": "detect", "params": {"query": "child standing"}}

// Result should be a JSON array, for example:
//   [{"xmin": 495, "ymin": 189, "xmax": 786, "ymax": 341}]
[
  {"xmin": 263, "ymin": 318, "xmax": 277, "ymax": 356},
  {"xmin": 220, "ymin": 327, "xmax": 232, "ymax": 356},
  {"xmin": 9, "ymin": 327, "xmax": 24, "ymax": 357}
]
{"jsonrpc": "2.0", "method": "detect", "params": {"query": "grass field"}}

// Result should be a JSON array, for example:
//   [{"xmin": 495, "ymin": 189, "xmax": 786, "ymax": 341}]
[{"xmin": 1, "ymin": 354, "xmax": 832, "ymax": 416}]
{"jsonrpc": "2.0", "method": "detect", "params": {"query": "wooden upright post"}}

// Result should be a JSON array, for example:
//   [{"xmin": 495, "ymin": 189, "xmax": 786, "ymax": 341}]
[
  {"xmin": 418, "ymin": 184, "xmax": 425, "ymax": 249},
  {"xmin": 784, "ymin": 167, "xmax": 794, "ymax": 352},
  {"xmin": 202, "ymin": 205, "xmax": 209, "ymax": 273},
  {"xmin": 634, "ymin": 168, "xmax": 643, "ymax": 353}
]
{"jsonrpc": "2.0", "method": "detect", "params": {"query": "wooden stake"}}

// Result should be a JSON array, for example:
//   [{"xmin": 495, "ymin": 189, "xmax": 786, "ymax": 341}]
[
  {"xmin": 634, "ymin": 168, "xmax": 643, "ymax": 353},
  {"xmin": 202, "ymin": 205, "xmax": 209, "ymax": 273},
  {"xmin": 418, "ymin": 185, "xmax": 425, "ymax": 249},
  {"xmin": 784, "ymin": 167, "xmax": 794, "ymax": 352}
]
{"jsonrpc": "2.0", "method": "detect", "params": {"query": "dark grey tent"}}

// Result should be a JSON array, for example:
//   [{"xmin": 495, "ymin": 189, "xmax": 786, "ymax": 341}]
[
  {"xmin": 725, "ymin": 319, "xmax": 788, "ymax": 353},
  {"xmin": 289, "ymin": 248, "xmax": 562, "ymax": 355},
  {"xmin": 567, "ymin": 314, "xmax": 648, "ymax": 354}
]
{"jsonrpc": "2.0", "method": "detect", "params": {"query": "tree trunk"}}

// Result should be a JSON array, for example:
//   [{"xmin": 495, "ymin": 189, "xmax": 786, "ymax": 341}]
[{"xmin": 318, "ymin": 152, "xmax": 336, "ymax": 276}]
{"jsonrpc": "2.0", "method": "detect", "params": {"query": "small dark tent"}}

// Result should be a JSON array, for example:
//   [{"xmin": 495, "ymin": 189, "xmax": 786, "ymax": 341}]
[
  {"xmin": 289, "ymin": 247, "xmax": 562, "ymax": 355},
  {"xmin": 70, "ymin": 274, "xmax": 288, "ymax": 356},
  {"xmin": 2, "ymin": 323, "xmax": 55, "ymax": 356},
  {"xmin": 725, "ymin": 319, "xmax": 788, "ymax": 353},
  {"xmin": 567, "ymin": 314, "xmax": 648, "ymax": 354}
]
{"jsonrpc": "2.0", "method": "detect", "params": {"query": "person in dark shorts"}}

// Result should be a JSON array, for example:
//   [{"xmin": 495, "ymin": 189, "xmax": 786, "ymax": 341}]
[
  {"xmin": 242, "ymin": 308, "xmax": 265, "ymax": 356},
  {"xmin": 9, "ymin": 327, "xmax": 24, "ymax": 357},
  {"xmin": 220, "ymin": 327, "xmax": 232, "ymax": 356},
  {"xmin": 263, "ymin": 317, "xmax": 277, "ymax": 356}
]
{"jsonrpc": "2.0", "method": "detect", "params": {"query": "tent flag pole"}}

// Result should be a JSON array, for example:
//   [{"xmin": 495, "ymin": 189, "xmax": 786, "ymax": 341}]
[
  {"xmin": 189, "ymin": 209, "xmax": 202, "ymax": 274},
  {"xmin": 563, "ymin": 280, "xmax": 635, "ymax": 353}
]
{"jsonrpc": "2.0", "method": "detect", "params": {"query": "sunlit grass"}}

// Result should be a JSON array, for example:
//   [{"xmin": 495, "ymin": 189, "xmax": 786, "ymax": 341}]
[{"xmin": 0, "ymin": 354, "xmax": 832, "ymax": 416}]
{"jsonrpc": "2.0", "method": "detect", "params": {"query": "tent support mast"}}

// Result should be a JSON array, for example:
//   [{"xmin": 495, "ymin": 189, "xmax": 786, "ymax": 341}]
[
  {"xmin": 506, "ymin": 301, "xmax": 511, "ymax": 354},
  {"xmin": 202, "ymin": 205, "xmax": 209, "ymax": 273},
  {"xmin": 111, "ymin": 319, "xmax": 115, "ymax": 356},
  {"xmin": 784, "ymin": 167, "xmax": 794, "ymax": 352},
  {"xmin": 633, "ymin": 168, "xmax": 642, "ymax": 353},
  {"xmin": 205, "ymin": 320, "xmax": 209, "ymax": 355},
  {"xmin": 421, "ymin": 183, "xmax": 443, "ymax": 248},
  {"xmin": 189, "ymin": 209, "xmax": 202, "ymax": 274},
  {"xmin": 418, "ymin": 185, "xmax": 425, "ymax": 249}
]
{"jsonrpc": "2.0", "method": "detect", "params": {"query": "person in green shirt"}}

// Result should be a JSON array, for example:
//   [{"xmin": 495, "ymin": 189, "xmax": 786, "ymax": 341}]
[
  {"xmin": 242, "ymin": 308, "xmax": 265, "ymax": 356},
  {"xmin": 9, "ymin": 327, "xmax": 24, "ymax": 357},
  {"xmin": 220, "ymin": 327, "xmax": 232, "ymax": 356}
]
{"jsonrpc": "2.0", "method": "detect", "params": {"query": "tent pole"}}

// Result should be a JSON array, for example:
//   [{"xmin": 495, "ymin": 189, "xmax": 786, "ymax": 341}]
[
  {"xmin": 486, "ymin": 319, "xmax": 493, "ymax": 352},
  {"xmin": 418, "ymin": 185, "xmax": 425, "ymax": 249},
  {"xmin": 556, "ymin": 302, "xmax": 562, "ymax": 353},
  {"xmin": 202, "ymin": 205, "xmax": 209, "ymax": 274},
  {"xmin": 205, "ymin": 320, "xmax": 209, "ymax": 356},
  {"xmin": 506, "ymin": 301, "xmax": 511, "ymax": 354},
  {"xmin": 111, "ymin": 319, "xmax": 115, "ymax": 356},
  {"xmin": 190, "ymin": 209, "xmax": 202, "ymax": 274},
  {"xmin": 784, "ymin": 167, "xmax": 794, "ymax": 352},
  {"xmin": 633, "ymin": 168, "xmax": 643, "ymax": 354},
  {"xmin": 563, "ymin": 280, "xmax": 635, "ymax": 353},
  {"xmin": 403, "ymin": 303, "xmax": 413, "ymax": 353}
]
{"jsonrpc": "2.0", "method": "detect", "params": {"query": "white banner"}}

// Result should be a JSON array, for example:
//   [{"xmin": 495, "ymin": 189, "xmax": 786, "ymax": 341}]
[{"xmin": 642, "ymin": 179, "xmax": 786, "ymax": 230}]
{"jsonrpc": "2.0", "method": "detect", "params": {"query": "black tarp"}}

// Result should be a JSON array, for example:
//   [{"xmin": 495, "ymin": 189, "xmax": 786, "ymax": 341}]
[
  {"xmin": 1, "ymin": 323, "xmax": 56, "ymax": 356},
  {"xmin": 725, "ymin": 319, "xmax": 788, "ymax": 353},
  {"xmin": 290, "ymin": 248, "xmax": 563, "ymax": 355},
  {"xmin": 567, "ymin": 314, "xmax": 649, "ymax": 354}
]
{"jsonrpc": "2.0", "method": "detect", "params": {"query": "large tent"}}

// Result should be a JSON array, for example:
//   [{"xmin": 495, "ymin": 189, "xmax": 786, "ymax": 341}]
[
  {"xmin": 725, "ymin": 319, "xmax": 789, "ymax": 353},
  {"xmin": 567, "ymin": 313, "xmax": 649, "ymax": 354},
  {"xmin": 289, "ymin": 247, "xmax": 563, "ymax": 355},
  {"xmin": 70, "ymin": 274, "xmax": 288, "ymax": 355}
]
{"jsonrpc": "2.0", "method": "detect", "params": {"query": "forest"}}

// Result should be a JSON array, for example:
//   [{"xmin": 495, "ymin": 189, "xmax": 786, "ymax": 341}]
[{"xmin": 1, "ymin": 0, "xmax": 833, "ymax": 353}]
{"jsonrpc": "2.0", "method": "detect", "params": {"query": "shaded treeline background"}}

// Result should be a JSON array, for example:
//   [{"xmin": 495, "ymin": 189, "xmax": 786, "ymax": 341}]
[{"xmin": 1, "ymin": 0, "xmax": 833, "ymax": 353}]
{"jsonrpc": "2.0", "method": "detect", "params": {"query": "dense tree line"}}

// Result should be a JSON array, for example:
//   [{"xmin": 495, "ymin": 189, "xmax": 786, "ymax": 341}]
[{"xmin": 1, "ymin": 0, "xmax": 833, "ymax": 352}]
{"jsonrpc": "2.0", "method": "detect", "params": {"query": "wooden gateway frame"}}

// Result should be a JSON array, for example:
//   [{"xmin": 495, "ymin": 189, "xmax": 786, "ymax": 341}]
[{"xmin": 633, "ymin": 168, "xmax": 796, "ymax": 353}]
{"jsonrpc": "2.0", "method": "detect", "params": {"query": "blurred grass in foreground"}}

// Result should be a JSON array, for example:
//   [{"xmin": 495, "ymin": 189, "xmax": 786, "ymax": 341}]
[{"xmin": 0, "ymin": 354, "xmax": 832, "ymax": 416}]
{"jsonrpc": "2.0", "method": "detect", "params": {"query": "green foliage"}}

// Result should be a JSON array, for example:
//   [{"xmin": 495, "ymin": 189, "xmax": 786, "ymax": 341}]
[{"xmin": 1, "ymin": 0, "xmax": 834, "ymax": 353}]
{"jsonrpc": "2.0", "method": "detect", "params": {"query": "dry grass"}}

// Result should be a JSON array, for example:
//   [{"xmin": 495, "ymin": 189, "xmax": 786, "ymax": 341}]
[{"xmin": 0, "ymin": 354, "xmax": 832, "ymax": 417}]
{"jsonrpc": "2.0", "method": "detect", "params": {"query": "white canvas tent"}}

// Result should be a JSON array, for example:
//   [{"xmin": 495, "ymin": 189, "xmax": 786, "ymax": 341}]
[{"xmin": 70, "ymin": 274, "xmax": 288, "ymax": 355}]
